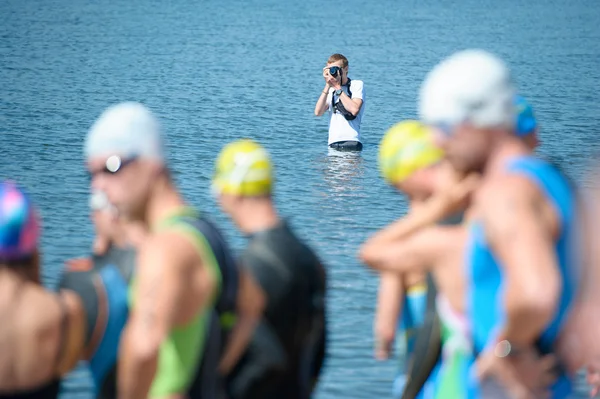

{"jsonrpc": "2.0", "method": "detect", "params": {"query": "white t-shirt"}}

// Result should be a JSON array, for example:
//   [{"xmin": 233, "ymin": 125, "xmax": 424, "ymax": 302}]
[{"xmin": 326, "ymin": 79, "xmax": 365, "ymax": 145}]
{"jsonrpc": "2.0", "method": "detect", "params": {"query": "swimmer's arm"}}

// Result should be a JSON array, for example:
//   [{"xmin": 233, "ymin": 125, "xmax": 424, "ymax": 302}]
[
  {"xmin": 219, "ymin": 267, "xmax": 266, "ymax": 374},
  {"xmin": 56, "ymin": 290, "xmax": 87, "ymax": 376},
  {"xmin": 484, "ymin": 177, "xmax": 560, "ymax": 347},
  {"xmin": 362, "ymin": 227, "xmax": 446, "ymax": 274},
  {"xmin": 578, "ymin": 184, "xmax": 600, "ymax": 303},
  {"xmin": 374, "ymin": 272, "xmax": 403, "ymax": 360},
  {"xmin": 119, "ymin": 233, "xmax": 207, "ymax": 399},
  {"xmin": 360, "ymin": 210, "xmax": 436, "ymax": 263},
  {"xmin": 360, "ymin": 175, "xmax": 477, "ymax": 260}
]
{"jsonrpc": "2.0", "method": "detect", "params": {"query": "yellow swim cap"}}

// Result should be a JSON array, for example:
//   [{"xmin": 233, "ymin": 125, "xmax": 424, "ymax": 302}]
[
  {"xmin": 212, "ymin": 139, "xmax": 273, "ymax": 197},
  {"xmin": 379, "ymin": 120, "xmax": 444, "ymax": 184}
]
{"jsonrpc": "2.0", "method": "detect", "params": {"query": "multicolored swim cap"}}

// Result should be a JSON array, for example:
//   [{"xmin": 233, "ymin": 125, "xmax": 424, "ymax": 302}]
[
  {"xmin": 212, "ymin": 139, "xmax": 273, "ymax": 197},
  {"xmin": 514, "ymin": 95, "xmax": 537, "ymax": 137},
  {"xmin": 379, "ymin": 120, "xmax": 444, "ymax": 184},
  {"xmin": 0, "ymin": 181, "xmax": 40, "ymax": 261}
]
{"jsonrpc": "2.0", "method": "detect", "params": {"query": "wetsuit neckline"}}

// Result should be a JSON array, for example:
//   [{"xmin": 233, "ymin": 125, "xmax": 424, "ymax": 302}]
[
  {"xmin": 246, "ymin": 218, "xmax": 287, "ymax": 239},
  {"xmin": 153, "ymin": 206, "xmax": 199, "ymax": 232}
]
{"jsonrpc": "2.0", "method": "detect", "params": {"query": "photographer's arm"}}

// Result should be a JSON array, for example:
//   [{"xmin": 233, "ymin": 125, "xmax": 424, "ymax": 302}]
[
  {"xmin": 314, "ymin": 83, "xmax": 331, "ymax": 116},
  {"xmin": 337, "ymin": 91, "xmax": 362, "ymax": 116}
]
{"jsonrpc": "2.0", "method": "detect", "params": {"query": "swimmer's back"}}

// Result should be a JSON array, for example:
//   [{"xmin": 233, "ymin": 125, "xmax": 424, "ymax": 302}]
[{"xmin": 0, "ymin": 270, "xmax": 83, "ymax": 396}]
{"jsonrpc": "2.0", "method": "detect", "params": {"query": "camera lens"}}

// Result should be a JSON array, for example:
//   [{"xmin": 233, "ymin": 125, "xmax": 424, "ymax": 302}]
[{"xmin": 329, "ymin": 66, "xmax": 340, "ymax": 76}]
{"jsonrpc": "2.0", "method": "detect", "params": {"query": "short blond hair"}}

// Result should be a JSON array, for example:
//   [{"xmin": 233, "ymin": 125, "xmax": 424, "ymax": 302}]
[{"xmin": 328, "ymin": 53, "xmax": 348, "ymax": 68}]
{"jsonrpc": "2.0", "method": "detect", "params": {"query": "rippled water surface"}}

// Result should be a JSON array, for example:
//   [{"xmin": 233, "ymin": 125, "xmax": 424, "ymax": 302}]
[{"xmin": 1, "ymin": 0, "xmax": 599, "ymax": 397}]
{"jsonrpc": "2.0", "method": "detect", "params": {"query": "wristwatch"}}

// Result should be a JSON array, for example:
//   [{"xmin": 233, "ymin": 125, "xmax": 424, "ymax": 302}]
[{"xmin": 335, "ymin": 88, "xmax": 343, "ymax": 96}]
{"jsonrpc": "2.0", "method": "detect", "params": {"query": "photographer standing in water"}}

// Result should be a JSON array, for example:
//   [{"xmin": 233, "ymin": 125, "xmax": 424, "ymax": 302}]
[{"xmin": 314, "ymin": 53, "xmax": 365, "ymax": 151}]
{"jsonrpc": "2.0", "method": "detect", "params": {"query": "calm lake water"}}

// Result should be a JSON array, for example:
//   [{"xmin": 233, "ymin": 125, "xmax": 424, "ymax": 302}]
[{"xmin": 1, "ymin": 0, "xmax": 599, "ymax": 397}]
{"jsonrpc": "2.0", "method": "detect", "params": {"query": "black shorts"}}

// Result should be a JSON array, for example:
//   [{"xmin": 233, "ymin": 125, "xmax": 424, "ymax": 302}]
[{"xmin": 329, "ymin": 141, "xmax": 363, "ymax": 151}]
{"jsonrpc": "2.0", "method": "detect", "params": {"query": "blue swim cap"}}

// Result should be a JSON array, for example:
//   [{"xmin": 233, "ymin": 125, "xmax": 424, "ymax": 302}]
[{"xmin": 514, "ymin": 95, "xmax": 537, "ymax": 137}]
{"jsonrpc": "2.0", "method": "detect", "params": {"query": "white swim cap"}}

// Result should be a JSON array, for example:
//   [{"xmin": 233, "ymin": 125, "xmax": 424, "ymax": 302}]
[
  {"xmin": 419, "ymin": 49, "xmax": 516, "ymax": 130},
  {"xmin": 85, "ymin": 102, "xmax": 165, "ymax": 162}
]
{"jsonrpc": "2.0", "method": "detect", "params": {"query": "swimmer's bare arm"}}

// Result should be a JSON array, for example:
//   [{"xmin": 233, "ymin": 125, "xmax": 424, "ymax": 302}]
[
  {"xmin": 556, "ymin": 182, "xmax": 600, "ymax": 377},
  {"xmin": 362, "ymin": 226, "xmax": 451, "ymax": 274},
  {"xmin": 579, "ymin": 183, "xmax": 600, "ymax": 302},
  {"xmin": 118, "ymin": 232, "xmax": 215, "ymax": 399},
  {"xmin": 359, "ymin": 174, "xmax": 478, "ymax": 260},
  {"xmin": 483, "ymin": 177, "xmax": 560, "ymax": 347},
  {"xmin": 577, "ymin": 184, "xmax": 600, "ymax": 396},
  {"xmin": 359, "ymin": 202, "xmax": 467, "ymax": 269},
  {"xmin": 360, "ymin": 208, "xmax": 444, "ymax": 264},
  {"xmin": 374, "ymin": 272, "xmax": 403, "ymax": 360},
  {"xmin": 219, "ymin": 267, "xmax": 266, "ymax": 374},
  {"xmin": 56, "ymin": 290, "xmax": 87, "ymax": 376}
]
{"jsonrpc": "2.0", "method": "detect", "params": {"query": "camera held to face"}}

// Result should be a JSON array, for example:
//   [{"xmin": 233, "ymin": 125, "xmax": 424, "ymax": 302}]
[{"xmin": 329, "ymin": 66, "xmax": 341, "ymax": 78}]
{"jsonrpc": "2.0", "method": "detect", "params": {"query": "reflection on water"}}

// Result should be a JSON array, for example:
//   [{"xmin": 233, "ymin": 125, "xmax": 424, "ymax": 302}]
[{"xmin": 321, "ymin": 149, "xmax": 366, "ymax": 195}]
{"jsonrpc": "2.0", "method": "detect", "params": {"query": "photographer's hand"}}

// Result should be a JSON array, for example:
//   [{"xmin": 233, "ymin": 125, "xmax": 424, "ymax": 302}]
[
  {"xmin": 319, "ymin": 68, "xmax": 331, "ymax": 92},
  {"xmin": 322, "ymin": 67, "xmax": 341, "ymax": 90},
  {"xmin": 327, "ymin": 75, "xmax": 342, "ymax": 90},
  {"xmin": 315, "ymin": 68, "xmax": 332, "ymax": 116}
]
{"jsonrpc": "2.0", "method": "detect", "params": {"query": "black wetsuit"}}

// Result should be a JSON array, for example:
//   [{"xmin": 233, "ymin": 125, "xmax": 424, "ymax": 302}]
[
  {"xmin": 0, "ymin": 381, "xmax": 61, "ymax": 399},
  {"xmin": 90, "ymin": 246, "xmax": 136, "ymax": 280},
  {"xmin": 58, "ymin": 245, "xmax": 135, "ymax": 399},
  {"xmin": 226, "ymin": 220, "xmax": 327, "ymax": 399}
]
